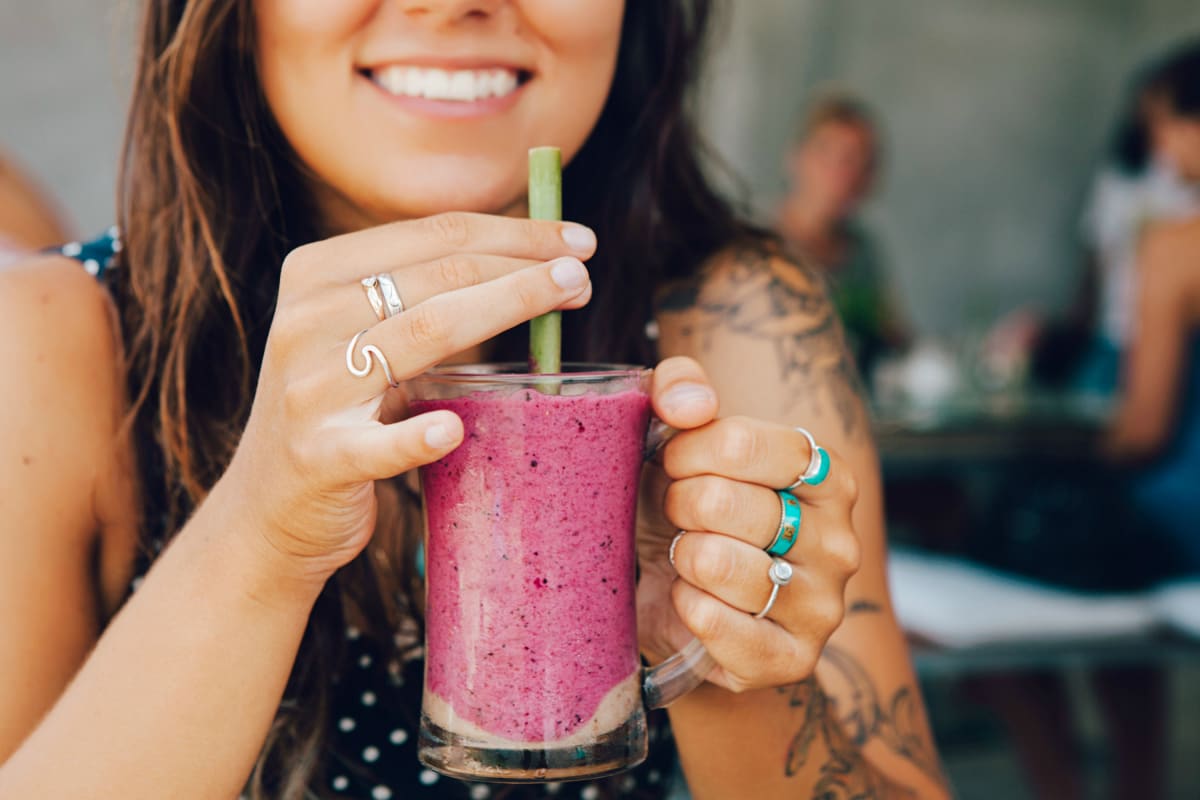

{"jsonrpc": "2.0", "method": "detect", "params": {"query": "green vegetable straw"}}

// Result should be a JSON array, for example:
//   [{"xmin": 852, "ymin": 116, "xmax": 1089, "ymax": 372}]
[{"xmin": 528, "ymin": 146, "xmax": 562, "ymax": 374}]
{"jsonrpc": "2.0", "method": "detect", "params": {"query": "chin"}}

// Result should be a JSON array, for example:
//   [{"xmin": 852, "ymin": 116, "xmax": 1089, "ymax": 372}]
[{"xmin": 350, "ymin": 160, "xmax": 530, "ymax": 223}]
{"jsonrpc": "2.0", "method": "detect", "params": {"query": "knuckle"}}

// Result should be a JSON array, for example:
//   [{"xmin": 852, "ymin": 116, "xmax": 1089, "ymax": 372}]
[
  {"xmin": 723, "ymin": 670, "xmax": 755, "ymax": 695},
  {"xmin": 676, "ymin": 582, "xmax": 724, "ymax": 642},
  {"xmin": 404, "ymin": 304, "xmax": 450, "ymax": 348},
  {"xmin": 513, "ymin": 274, "xmax": 548, "ymax": 316},
  {"xmin": 661, "ymin": 441, "xmax": 686, "ymax": 480},
  {"xmin": 280, "ymin": 372, "xmax": 320, "ymax": 420},
  {"xmin": 718, "ymin": 422, "xmax": 761, "ymax": 471},
  {"xmin": 434, "ymin": 255, "xmax": 481, "ymax": 289},
  {"xmin": 426, "ymin": 212, "xmax": 471, "ymax": 247},
  {"xmin": 662, "ymin": 482, "xmax": 689, "ymax": 527},
  {"xmin": 279, "ymin": 242, "xmax": 320, "ymax": 284},
  {"xmin": 269, "ymin": 300, "xmax": 315, "ymax": 352},
  {"xmin": 811, "ymin": 595, "xmax": 846, "ymax": 636},
  {"xmin": 696, "ymin": 478, "xmax": 738, "ymax": 528},
  {"xmin": 686, "ymin": 536, "xmax": 736, "ymax": 588},
  {"xmin": 828, "ymin": 528, "xmax": 862, "ymax": 576},
  {"xmin": 789, "ymin": 641, "xmax": 821, "ymax": 679},
  {"xmin": 522, "ymin": 217, "xmax": 553, "ymax": 251},
  {"xmin": 838, "ymin": 465, "xmax": 859, "ymax": 505}
]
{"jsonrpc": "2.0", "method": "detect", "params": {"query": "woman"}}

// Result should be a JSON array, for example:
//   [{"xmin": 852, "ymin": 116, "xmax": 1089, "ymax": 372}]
[
  {"xmin": 776, "ymin": 91, "xmax": 909, "ymax": 376},
  {"xmin": 1050, "ymin": 39, "xmax": 1200, "ymax": 395},
  {"xmin": 0, "ymin": 2, "xmax": 947, "ymax": 799}
]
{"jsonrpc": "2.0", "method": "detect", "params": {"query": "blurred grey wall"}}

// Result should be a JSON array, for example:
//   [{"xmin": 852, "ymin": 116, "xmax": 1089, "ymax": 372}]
[
  {"xmin": 0, "ymin": 0, "xmax": 134, "ymax": 238},
  {"xmin": 1, "ymin": 1, "xmax": 1198, "ymax": 333},
  {"xmin": 700, "ymin": 0, "xmax": 1200, "ymax": 334}
]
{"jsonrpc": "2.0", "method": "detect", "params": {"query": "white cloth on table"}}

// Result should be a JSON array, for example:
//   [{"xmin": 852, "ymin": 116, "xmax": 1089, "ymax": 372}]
[{"xmin": 887, "ymin": 547, "xmax": 1158, "ymax": 648}]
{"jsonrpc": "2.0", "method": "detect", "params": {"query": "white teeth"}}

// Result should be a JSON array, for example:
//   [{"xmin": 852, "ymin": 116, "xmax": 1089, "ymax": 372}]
[
  {"xmin": 422, "ymin": 69, "xmax": 449, "ymax": 99},
  {"xmin": 447, "ymin": 71, "xmax": 474, "ymax": 101},
  {"xmin": 371, "ymin": 66, "xmax": 521, "ymax": 102}
]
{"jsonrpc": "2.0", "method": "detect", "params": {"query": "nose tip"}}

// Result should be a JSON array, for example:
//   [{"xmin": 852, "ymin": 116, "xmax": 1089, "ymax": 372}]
[{"xmin": 397, "ymin": 1, "xmax": 498, "ymax": 22}]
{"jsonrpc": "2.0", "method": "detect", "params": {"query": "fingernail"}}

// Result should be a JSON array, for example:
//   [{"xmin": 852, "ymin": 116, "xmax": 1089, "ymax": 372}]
[
  {"xmin": 662, "ymin": 383, "xmax": 716, "ymax": 409},
  {"xmin": 425, "ymin": 424, "xmax": 457, "ymax": 449},
  {"xmin": 561, "ymin": 224, "xmax": 596, "ymax": 253},
  {"xmin": 550, "ymin": 257, "xmax": 588, "ymax": 290}
]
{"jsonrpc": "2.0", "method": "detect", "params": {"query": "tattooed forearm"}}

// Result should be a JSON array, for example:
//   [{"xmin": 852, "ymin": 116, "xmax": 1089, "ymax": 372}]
[
  {"xmin": 657, "ymin": 243, "xmax": 867, "ymax": 437},
  {"xmin": 778, "ymin": 679, "xmax": 919, "ymax": 799},
  {"xmin": 819, "ymin": 644, "xmax": 945, "ymax": 785},
  {"xmin": 777, "ymin": 631, "xmax": 949, "ymax": 798}
]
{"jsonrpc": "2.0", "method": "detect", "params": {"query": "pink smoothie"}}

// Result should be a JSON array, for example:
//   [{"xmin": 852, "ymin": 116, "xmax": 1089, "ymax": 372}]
[{"xmin": 412, "ymin": 385, "xmax": 651, "ymax": 744}]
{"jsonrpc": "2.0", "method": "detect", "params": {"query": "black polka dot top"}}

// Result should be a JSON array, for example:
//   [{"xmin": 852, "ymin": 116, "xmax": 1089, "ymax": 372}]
[{"xmin": 58, "ymin": 231, "xmax": 681, "ymax": 800}]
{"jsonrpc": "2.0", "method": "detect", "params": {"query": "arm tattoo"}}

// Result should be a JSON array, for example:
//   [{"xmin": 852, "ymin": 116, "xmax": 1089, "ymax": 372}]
[
  {"xmin": 777, "ymin": 639, "xmax": 948, "ymax": 798},
  {"xmin": 659, "ymin": 244, "xmax": 868, "ymax": 437},
  {"xmin": 779, "ymin": 678, "xmax": 918, "ymax": 799},
  {"xmin": 848, "ymin": 600, "xmax": 883, "ymax": 615}
]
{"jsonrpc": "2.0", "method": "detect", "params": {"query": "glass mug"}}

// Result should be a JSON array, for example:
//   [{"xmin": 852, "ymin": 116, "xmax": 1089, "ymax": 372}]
[{"xmin": 408, "ymin": 364, "xmax": 714, "ymax": 783}]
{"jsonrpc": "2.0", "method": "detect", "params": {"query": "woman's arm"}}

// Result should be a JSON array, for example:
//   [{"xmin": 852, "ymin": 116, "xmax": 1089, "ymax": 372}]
[
  {"xmin": 656, "ymin": 246, "xmax": 949, "ymax": 799},
  {"xmin": 1, "ymin": 214, "xmax": 600, "ymax": 798},
  {"xmin": 1108, "ymin": 221, "xmax": 1200, "ymax": 459},
  {"xmin": 0, "ymin": 259, "xmax": 322, "ymax": 798},
  {"xmin": 0, "ymin": 260, "xmax": 112, "ymax": 762}
]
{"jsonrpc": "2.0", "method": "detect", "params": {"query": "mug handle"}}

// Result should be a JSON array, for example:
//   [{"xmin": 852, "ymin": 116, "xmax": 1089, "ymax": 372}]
[{"xmin": 640, "ymin": 419, "xmax": 718, "ymax": 709}]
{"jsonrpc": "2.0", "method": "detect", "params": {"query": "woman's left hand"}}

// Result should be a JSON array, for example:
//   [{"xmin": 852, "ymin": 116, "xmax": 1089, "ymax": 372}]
[{"xmin": 636, "ymin": 357, "xmax": 862, "ymax": 693}]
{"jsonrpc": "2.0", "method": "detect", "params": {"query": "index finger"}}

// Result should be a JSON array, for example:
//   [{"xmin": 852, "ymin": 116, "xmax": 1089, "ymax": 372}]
[
  {"xmin": 293, "ymin": 212, "xmax": 597, "ymax": 286},
  {"xmin": 663, "ymin": 417, "xmax": 818, "ymax": 490}
]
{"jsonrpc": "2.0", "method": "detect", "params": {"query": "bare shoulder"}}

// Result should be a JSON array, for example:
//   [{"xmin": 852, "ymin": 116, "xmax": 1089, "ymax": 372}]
[
  {"xmin": 1140, "ymin": 220, "xmax": 1200, "ymax": 315},
  {"xmin": 0, "ymin": 254, "xmax": 125, "ymax": 549},
  {"xmin": 655, "ymin": 241, "xmax": 867, "ymax": 439},
  {"xmin": 0, "ymin": 255, "xmax": 137, "ymax": 759}
]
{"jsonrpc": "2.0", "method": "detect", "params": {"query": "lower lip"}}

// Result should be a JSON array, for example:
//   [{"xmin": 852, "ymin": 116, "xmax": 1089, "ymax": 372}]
[{"xmin": 360, "ymin": 73, "xmax": 526, "ymax": 119}]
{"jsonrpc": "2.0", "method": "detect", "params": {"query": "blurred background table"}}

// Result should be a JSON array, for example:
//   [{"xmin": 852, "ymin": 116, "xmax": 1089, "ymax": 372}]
[{"xmin": 873, "ymin": 388, "xmax": 1111, "ymax": 469}]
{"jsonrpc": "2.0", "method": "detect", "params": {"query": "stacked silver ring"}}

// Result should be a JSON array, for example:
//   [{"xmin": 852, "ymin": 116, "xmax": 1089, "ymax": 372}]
[
  {"xmin": 360, "ymin": 273, "xmax": 405, "ymax": 320},
  {"xmin": 347, "ymin": 273, "xmax": 407, "ymax": 389}
]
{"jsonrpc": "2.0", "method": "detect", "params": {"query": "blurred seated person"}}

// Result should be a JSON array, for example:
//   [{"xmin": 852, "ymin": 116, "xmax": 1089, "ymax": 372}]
[
  {"xmin": 777, "ymin": 91, "xmax": 910, "ymax": 375},
  {"xmin": 1035, "ymin": 40, "xmax": 1200, "ymax": 393},
  {"xmin": 0, "ymin": 149, "xmax": 69, "ymax": 266},
  {"xmin": 972, "ymin": 46, "xmax": 1200, "ymax": 800},
  {"xmin": 1110, "ymin": 75, "xmax": 1200, "ymax": 560}
]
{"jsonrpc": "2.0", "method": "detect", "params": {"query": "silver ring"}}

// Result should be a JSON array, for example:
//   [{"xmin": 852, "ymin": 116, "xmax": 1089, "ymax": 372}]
[
  {"xmin": 753, "ymin": 557, "xmax": 793, "ymax": 620},
  {"xmin": 669, "ymin": 531, "xmax": 686, "ymax": 569},
  {"xmin": 345, "ymin": 329, "xmax": 399, "ymax": 388},
  {"xmin": 785, "ymin": 427, "xmax": 823, "ymax": 491},
  {"xmin": 361, "ymin": 276, "xmax": 387, "ymax": 321},
  {"xmin": 376, "ymin": 272, "xmax": 405, "ymax": 317}
]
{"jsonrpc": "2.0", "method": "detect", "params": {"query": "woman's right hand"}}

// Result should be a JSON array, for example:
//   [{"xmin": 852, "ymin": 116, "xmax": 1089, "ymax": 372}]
[{"xmin": 216, "ymin": 212, "xmax": 596, "ymax": 587}]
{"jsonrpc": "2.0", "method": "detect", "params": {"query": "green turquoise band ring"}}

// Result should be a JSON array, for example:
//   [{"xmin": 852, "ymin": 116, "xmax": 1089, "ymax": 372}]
[
  {"xmin": 802, "ymin": 447, "xmax": 831, "ymax": 486},
  {"xmin": 766, "ymin": 491, "xmax": 803, "ymax": 557},
  {"xmin": 786, "ymin": 427, "xmax": 831, "ymax": 490}
]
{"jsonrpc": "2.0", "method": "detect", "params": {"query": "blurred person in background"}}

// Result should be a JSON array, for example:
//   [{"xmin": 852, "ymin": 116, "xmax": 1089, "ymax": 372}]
[
  {"xmin": 983, "ymin": 41, "xmax": 1200, "ymax": 800},
  {"xmin": 1109, "ymin": 40, "xmax": 1200, "ymax": 575},
  {"xmin": 777, "ymin": 91, "xmax": 910, "ymax": 378},
  {"xmin": 1035, "ymin": 39, "xmax": 1200, "ymax": 394},
  {"xmin": 0, "ymin": 149, "xmax": 70, "ymax": 266}
]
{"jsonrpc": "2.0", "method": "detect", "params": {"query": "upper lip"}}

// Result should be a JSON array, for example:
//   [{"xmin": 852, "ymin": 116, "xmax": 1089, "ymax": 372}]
[{"xmin": 359, "ymin": 55, "xmax": 534, "ymax": 75}]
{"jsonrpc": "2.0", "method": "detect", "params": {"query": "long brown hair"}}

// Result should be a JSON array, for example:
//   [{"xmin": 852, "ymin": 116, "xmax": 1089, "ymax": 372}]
[{"xmin": 112, "ymin": 1, "xmax": 757, "ymax": 796}]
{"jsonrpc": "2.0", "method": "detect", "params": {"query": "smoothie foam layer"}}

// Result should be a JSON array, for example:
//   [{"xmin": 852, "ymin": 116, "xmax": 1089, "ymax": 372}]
[
  {"xmin": 413, "ymin": 385, "xmax": 650, "ymax": 744},
  {"xmin": 422, "ymin": 671, "xmax": 640, "ymax": 749}
]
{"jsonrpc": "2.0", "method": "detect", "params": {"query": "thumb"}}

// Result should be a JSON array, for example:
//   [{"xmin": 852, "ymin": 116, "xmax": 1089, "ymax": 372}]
[{"xmin": 651, "ymin": 357, "xmax": 719, "ymax": 431}]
